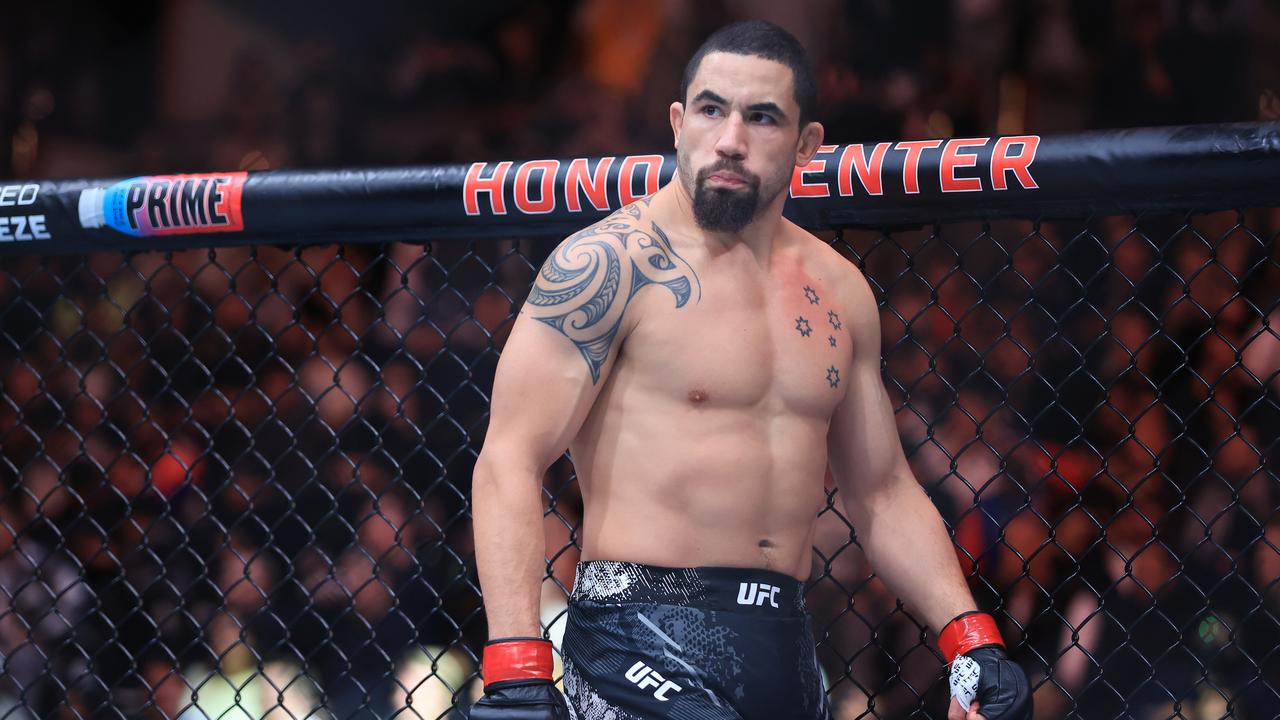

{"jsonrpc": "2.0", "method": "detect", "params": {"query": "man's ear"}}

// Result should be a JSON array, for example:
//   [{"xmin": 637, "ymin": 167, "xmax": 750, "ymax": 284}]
[
  {"xmin": 670, "ymin": 102, "xmax": 685, "ymax": 148},
  {"xmin": 795, "ymin": 121, "xmax": 826, "ymax": 166}
]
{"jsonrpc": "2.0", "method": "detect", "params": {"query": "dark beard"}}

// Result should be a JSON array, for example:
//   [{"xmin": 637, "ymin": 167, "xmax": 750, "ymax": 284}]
[{"xmin": 692, "ymin": 162, "xmax": 761, "ymax": 233}]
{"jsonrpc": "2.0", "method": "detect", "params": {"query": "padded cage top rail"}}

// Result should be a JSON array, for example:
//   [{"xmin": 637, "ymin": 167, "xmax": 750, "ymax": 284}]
[{"xmin": 0, "ymin": 122, "xmax": 1277, "ymax": 255}]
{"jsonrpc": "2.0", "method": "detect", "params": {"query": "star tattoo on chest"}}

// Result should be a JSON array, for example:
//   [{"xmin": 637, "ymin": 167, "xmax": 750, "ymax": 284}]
[
  {"xmin": 828, "ymin": 310, "xmax": 842, "ymax": 331},
  {"xmin": 828, "ymin": 335, "xmax": 837, "ymax": 348},
  {"xmin": 803, "ymin": 286, "xmax": 820, "ymax": 305},
  {"xmin": 795, "ymin": 316, "xmax": 813, "ymax": 337},
  {"xmin": 826, "ymin": 366, "xmax": 840, "ymax": 388}
]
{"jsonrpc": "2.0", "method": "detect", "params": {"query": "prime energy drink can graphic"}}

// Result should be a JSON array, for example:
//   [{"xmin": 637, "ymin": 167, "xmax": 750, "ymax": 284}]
[{"xmin": 78, "ymin": 173, "xmax": 247, "ymax": 236}]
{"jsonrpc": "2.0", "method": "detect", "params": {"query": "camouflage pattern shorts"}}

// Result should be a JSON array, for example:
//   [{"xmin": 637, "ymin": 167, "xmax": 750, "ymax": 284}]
[{"xmin": 562, "ymin": 561, "xmax": 831, "ymax": 720}]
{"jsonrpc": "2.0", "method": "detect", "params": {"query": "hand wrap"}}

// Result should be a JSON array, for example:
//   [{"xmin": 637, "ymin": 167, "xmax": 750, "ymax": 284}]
[{"xmin": 940, "ymin": 613, "xmax": 1031, "ymax": 719}]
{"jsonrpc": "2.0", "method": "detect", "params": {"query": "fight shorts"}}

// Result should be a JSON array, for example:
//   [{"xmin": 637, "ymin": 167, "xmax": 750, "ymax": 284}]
[{"xmin": 562, "ymin": 560, "xmax": 832, "ymax": 720}]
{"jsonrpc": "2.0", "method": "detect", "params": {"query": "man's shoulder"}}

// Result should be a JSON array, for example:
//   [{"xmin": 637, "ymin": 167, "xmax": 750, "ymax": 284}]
[
  {"xmin": 561, "ymin": 201, "xmax": 657, "ymax": 252},
  {"xmin": 558, "ymin": 199, "xmax": 695, "ymax": 287},
  {"xmin": 789, "ymin": 223, "xmax": 872, "ymax": 301},
  {"xmin": 533, "ymin": 199, "xmax": 699, "ymax": 325}
]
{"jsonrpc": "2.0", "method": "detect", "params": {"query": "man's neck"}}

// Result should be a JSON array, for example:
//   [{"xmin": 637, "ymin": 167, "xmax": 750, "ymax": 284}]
[{"xmin": 649, "ymin": 182, "xmax": 786, "ymax": 264}]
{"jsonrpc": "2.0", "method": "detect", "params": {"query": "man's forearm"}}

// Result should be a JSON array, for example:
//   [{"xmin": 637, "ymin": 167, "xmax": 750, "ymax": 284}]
[
  {"xmin": 847, "ymin": 471, "xmax": 977, "ymax": 633},
  {"xmin": 473, "ymin": 453, "xmax": 548, "ymax": 638}
]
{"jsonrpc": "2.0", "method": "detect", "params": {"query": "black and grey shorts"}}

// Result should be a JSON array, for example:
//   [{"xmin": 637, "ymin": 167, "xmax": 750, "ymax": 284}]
[{"xmin": 562, "ymin": 560, "xmax": 832, "ymax": 720}]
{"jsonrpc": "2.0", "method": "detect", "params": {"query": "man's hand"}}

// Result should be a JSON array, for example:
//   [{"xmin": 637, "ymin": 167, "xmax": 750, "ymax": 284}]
[
  {"xmin": 471, "ymin": 680, "xmax": 569, "ymax": 719},
  {"xmin": 946, "ymin": 647, "xmax": 1031, "ymax": 720},
  {"xmin": 940, "ymin": 613, "xmax": 1031, "ymax": 720},
  {"xmin": 470, "ymin": 639, "xmax": 570, "ymax": 719}
]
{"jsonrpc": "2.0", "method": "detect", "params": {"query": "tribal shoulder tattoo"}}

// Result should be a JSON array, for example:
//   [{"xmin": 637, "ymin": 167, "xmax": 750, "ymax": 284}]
[{"xmin": 527, "ymin": 206, "xmax": 701, "ymax": 383}]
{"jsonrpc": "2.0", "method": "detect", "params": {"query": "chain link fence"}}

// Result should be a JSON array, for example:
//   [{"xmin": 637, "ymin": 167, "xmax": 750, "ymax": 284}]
[{"xmin": 0, "ymin": 207, "xmax": 1278, "ymax": 719}]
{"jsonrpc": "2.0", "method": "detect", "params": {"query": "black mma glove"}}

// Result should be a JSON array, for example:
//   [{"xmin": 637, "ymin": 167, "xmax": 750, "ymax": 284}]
[
  {"xmin": 469, "ymin": 638, "xmax": 570, "ymax": 720},
  {"xmin": 941, "ymin": 612, "xmax": 1032, "ymax": 719}
]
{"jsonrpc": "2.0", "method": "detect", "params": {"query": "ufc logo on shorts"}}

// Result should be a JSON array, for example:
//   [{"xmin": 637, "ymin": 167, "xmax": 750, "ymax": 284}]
[
  {"xmin": 737, "ymin": 581, "xmax": 780, "ymax": 607},
  {"xmin": 624, "ymin": 661, "xmax": 682, "ymax": 701}
]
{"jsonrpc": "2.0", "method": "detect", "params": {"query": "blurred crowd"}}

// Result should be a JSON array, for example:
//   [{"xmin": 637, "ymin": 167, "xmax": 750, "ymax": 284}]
[
  {"xmin": 821, "ymin": 209, "xmax": 1280, "ymax": 718},
  {"xmin": 4, "ymin": 0, "xmax": 1279, "ymax": 177},
  {"xmin": 1, "ymin": 0, "xmax": 1279, "ymax": 718}
]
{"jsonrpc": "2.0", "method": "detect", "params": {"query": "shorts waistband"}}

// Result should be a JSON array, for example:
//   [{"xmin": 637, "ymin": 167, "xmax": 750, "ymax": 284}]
[{"xmin": 571, "ymin": 560, "xmax": 807, "ymax": 617}]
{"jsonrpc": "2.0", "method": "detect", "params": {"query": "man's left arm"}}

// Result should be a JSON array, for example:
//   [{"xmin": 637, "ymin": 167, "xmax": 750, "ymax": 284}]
[
  {"xmin": 826, "ymin": 268, "xmax": 1030, "ymax": 720},
  {"xmin": 826, "ymin": 269, "xmax": 974, "ymax": 632}
]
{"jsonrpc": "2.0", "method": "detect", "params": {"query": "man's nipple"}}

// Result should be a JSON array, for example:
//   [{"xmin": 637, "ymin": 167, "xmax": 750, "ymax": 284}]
[{"xmin": 687, "ymin": 389, "xmax": 709, "ymax": 404}]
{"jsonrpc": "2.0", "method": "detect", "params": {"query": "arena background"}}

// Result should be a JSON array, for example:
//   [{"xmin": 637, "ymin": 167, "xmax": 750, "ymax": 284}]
[{"xmin": 1, "ymin": 2, "xmax": 1279, "ymax": 718}]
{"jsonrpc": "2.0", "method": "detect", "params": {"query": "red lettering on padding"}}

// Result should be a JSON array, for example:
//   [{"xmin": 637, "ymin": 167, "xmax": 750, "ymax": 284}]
[
  {"xmin": 463, "ymin": 161, "xmax": 513, "ymax": 216},
  {"xmin": 513, "ymin": 159, "xmax": 560, "ymax": 214},
  {"xmin": 896, "ymin": 140, "xmax": 943, "ymax": 195},
  {"xmin": 838, "ymin": 143, "xmax": 891, "ymax": 196},
  {"xmin": 991, "ymin": 136, "xmax": 1040, "ymax": 190},
  {"xmin": 565, "ymin": 157, "xmax": 614, "ymax": 212},
  {"xmin": 940, "ymin": 138, "xmax": 989, "ymax": 193},
  {"xmin": 618, "ymin": 155, "xmax": 664, "ymax": 205},
  {"xmin": 790, "ymin": 145, "xmax": 838, "ymax": 198}
]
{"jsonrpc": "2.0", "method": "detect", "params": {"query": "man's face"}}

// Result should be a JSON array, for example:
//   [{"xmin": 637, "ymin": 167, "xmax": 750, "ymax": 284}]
[{"xmin": 672, "ymin": 52, "xmax": 814, "ymax": 233}]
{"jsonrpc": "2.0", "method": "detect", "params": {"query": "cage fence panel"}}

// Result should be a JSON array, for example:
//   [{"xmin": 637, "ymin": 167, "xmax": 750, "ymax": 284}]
[{"xmin": 0, "ymin": 205, "xmax": 1277, "ymax": 719}]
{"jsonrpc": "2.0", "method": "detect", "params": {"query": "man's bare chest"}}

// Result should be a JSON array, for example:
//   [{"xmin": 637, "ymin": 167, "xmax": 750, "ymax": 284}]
[{"xmin": 622, "ymin": 264, "xmax": 853, "ymax": 415}]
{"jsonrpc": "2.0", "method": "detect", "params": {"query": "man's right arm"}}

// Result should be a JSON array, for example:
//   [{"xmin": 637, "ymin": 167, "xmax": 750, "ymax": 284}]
[{"xmin": 472, "ymin": 226, "xmax": 642, "ymax": 638}]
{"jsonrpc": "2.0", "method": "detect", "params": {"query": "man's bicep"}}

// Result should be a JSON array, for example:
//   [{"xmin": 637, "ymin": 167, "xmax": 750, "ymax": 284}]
[
  {"xmin": 827, "ymin": 273, "xmax": 908, "ymax": 494},
  {"xmin": 484, "ymin": 314, "xmax": 614, "ymax": 470},
  {"xmin": 482, "ymin": 232, "xmax": 633, "ymax": 468},
  {"xmin": 827, "ymin": 355, "xmax": 906, "ymax": 495}
]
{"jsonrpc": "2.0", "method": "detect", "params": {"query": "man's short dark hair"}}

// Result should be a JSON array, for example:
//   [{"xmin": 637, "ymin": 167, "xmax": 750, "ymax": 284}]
[{"xmin": 679, "ymin": 20, "xmax": 817, "ymax": 128}]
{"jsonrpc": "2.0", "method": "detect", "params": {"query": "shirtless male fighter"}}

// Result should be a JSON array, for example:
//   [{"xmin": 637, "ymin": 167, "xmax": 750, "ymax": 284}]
[{"xmin": 470, "ymin": 20, "xmax": 1031, "ymax": 720}]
